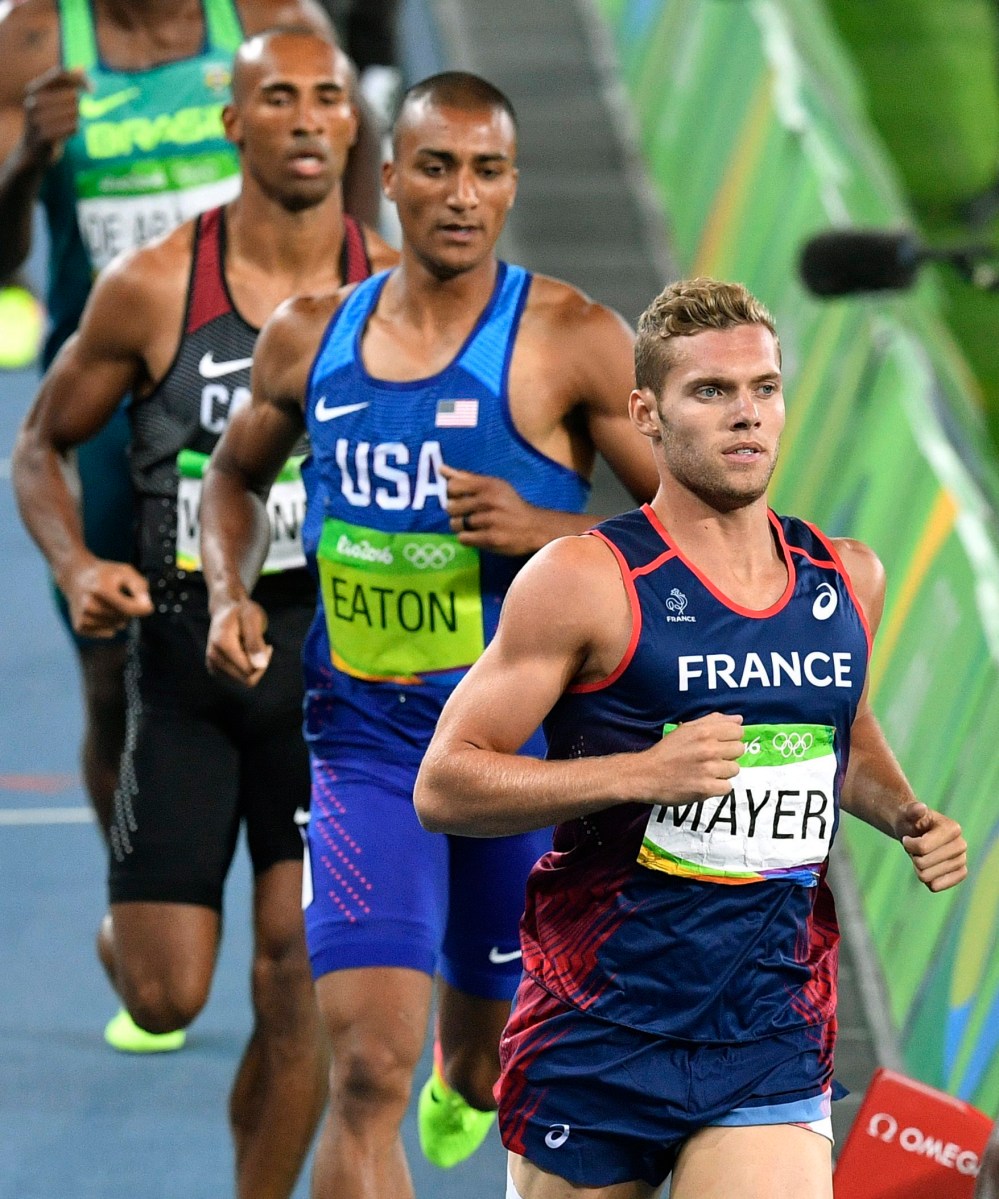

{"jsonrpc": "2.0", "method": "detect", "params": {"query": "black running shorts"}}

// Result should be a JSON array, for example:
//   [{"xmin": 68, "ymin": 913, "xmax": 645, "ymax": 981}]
[{"xmin": 108, "ymin": 579, "xmax": 313, "ymax": 910}]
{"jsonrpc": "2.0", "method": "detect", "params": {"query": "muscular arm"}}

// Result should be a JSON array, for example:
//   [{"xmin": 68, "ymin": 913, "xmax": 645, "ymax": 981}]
[
  {"xmin": 11, "ymin": 253, "xmax": 157, "ymax": 632},
  {"xmin": 837, "ymin": 538, "xmax": 967, "ymax": 891},
  {"xmin": 414, "ymin": 535, "xmax": 744, "ymax": 837},
  {"xmin": 201, "ymin": 294, "xmax": 329, "ymax": 682},
  {"xmin": 446, "ymin": 292, "xmax": 658, "ymax": 555}
]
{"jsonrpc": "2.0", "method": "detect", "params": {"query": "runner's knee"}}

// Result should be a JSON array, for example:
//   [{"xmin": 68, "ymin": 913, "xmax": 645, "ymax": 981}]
[
  {"xmin": 118, "ymin": 964, "xmax": 211, "ymax": 1034},
  {"xmin": 250, "ymin": 933, "xmax": 314, "ymax": 1028},
  {"xmin": 327, "ymin": 1029, "xmax": 420, "ymax": 1122}
]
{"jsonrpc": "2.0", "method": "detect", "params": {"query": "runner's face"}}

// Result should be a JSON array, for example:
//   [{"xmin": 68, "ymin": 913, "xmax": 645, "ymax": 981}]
[
  {"xmin": 642, "ymin": 324, "xmax": 784, "ymax": 510},
  {"xmin": 384, "ymin": 101, "xmax": 518, "ymax": 277},
  {"xmin": 225, "ymin": 36, "xmax": 357, "ymax": 210}
]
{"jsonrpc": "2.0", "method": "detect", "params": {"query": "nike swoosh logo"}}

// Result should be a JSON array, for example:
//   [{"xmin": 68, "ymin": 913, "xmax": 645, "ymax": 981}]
[
  {"xmin": 314, "ymin": 398, "xmax": 369, "ymax": 422},
  {"xmin": 79, "ymin": 87, "xmax": 142, "ymax": 120},
  {"xmin": 488, "ymin": 947, "xmax": 522, "ymax": 965},
  {"xmin": 199, "ymin": 352, "xmax": 254, "ymax": 379}
]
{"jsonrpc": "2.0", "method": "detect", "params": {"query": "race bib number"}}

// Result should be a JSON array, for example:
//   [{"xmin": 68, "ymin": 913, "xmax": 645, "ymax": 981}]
[
  {"xmin": 317, "ymin": 517, "xmax": 484, "ymax": 683},
  {"xmin": 638, "ymin": 723, "xmax": 837, "ymax": 886},
  {"xmin": 75, "ymin": 153, "xmax": 239, "ymax": 272},
  {"xmin": 175, "ymin": 449, "xmax": 306, "ymax": 575}
]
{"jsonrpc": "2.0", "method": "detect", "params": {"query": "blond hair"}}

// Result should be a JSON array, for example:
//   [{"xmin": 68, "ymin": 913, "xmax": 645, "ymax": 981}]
[{"xmin": 635, "ymin": 278, "xmax": 779, "ymax": 393}]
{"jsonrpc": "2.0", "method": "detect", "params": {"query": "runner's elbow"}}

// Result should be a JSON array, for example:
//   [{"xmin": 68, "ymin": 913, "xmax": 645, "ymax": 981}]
[{"xmin": 414, "ymin": 756, "xmax": 464, "ymax": 833}]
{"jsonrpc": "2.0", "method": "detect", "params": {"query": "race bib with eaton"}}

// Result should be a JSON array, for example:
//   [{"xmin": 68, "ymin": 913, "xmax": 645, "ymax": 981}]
[
  {"xmin": 639, "ymin": 722, "xmax": 837, "ymax": 886},
  {"xmin": 316, "ymin": 517, "xmax": 484, "ymax": 683},
  {"xmin": 175, "ymin": 449, "xmax": 306, "ymax": 575}
]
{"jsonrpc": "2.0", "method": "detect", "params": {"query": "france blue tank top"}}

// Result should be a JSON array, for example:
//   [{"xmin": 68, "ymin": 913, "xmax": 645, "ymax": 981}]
[
  {"xmin": 300, "ymin": 262, "xmax": 590, "ymax": 762},
  {"xmin": 523, "ymin": 504, "xmax": 870, "ymax": 1043}
]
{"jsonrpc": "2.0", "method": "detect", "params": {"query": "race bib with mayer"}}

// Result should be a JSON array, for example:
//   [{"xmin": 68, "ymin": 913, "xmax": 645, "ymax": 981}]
[
  {"xmin": 175, "ymin": 449, "xmax": 306, "ymax": 575},
  {"xmin": 639, "ymin": 722, "xmax": 837, "ymax": 886},
  {"xmin": 316, "ymin": 517, "xmax": 485, "ymax": 683}
]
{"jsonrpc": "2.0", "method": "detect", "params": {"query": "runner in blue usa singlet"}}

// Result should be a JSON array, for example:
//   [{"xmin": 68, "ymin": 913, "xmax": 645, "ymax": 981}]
[
  {"xmin": 497, "ymin": 503, "xmax": 871, "ymax": 1188},
  {"xmin": 298, "ymin": 260, "xmax": 590, "ymax": 991}
]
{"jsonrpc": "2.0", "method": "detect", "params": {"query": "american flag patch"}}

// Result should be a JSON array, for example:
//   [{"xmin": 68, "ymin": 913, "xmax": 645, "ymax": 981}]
[{"xmin": 435, "ymin": 399, "xmax": 479, "ymax": 428}]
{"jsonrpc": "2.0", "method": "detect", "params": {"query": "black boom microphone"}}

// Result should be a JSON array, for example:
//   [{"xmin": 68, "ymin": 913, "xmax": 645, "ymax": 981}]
[
  {"xmin": 799, "ymin": 228, "xmax": 999, "ymax": 297},
  {"xmin": 799, "ymin": 229, "xmax": 922, "ymax": 296}
]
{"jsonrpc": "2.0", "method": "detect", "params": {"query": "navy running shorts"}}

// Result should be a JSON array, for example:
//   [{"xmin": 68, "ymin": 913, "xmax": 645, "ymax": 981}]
[
  {"xmin": 497, "ymin": 973, "xmax": 836, "ymax": 1189},
  {"xmin": 303, "ymin": 754, "xmax": 552, "ymax": 997}
]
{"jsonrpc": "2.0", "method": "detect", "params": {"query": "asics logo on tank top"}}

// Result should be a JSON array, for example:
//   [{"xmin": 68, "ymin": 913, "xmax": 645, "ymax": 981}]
[
  {"xmin": 812, "ymin": 582, "xmax": 838, "ymax": 620},
  {"xmin": 335, "ymin": 439, "xmax": 447, "ymax": 512}
]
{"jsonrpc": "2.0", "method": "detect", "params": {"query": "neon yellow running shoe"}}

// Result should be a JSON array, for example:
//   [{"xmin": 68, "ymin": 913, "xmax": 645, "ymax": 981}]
[
  {"xmin": 104, "ymin": 1008, "xmax": 186, "ymax": 1054},
  {"xmin": 0, "ymin": 286, "xmax": 44, "ymax": 370},
  {"xmin": 417, "ymin": 1062, "xmax": 496, "ymax": 1168}
]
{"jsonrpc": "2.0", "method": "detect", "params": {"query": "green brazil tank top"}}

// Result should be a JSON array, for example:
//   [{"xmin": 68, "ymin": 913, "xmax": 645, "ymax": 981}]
[{"xmin": 40, "ymin": 0, "xmax": 243, "ymax": 364}]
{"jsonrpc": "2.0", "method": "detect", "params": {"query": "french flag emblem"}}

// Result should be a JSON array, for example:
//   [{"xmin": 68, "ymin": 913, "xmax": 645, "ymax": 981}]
[{"xmin": 435, "ymin": 399, "xmax": 479, "ymax": 428}]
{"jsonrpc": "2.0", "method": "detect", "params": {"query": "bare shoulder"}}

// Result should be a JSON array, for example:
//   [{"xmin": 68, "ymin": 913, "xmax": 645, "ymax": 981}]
[
  {"xmin": 236, "ymin": 0, "xmax": 333, "ymax": 36},
  {"xmin": 0, "ymin": 0, "xmax": 59, "ymax": 103},
  {"xmin": 832, "ymin": 537, "xmax": 886, "ymax": 627},
  {"xmin": 501, "ymin": 530, "xmax": 631, "ymax": 679},
  {"xmin": 361, "ymin": 225, "xmax": 400, "ymax": 273},
  {"xmin": 264, "ymin": 288, "xmax": 342, "ymax": 351},
  {"xmin": 89, "ymin": 221, "xmax": 192, "ymax": 316},
  {"xmin": 75, "ymin": 221, "xmax": 193, "ymax": 364},
  {"xmin": 523, "ymin": 273, "xmax": 632, "ymax": 346},
  {"xmin": 517, "ymin": 272, "xmax": 634, "ymax": 403},
  {"xmin": 254, "ymin": 288, "xmax": 342, "ymax": 403}
]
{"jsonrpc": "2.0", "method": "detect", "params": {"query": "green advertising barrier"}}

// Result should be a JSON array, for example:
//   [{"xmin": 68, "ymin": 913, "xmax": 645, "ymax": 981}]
[{"xmin": 597, "ymin": 0, "xmax": 999, "ymax": 1111}]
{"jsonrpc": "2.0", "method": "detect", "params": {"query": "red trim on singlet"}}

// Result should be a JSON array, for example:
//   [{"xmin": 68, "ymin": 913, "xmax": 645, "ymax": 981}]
[
  {"xmin": 802, "ymin": 519, "xmax": 874, "ymax": 656},
  {"xmin": 184, "ymin": 206, "xmax": 230, "ymax": 334},
  {"xmin": 785, "ymin": 545, "xmax": 835, "ymax": 569},
  {"xmin": 640, "ymin": 502, "xmax": 797, "ymax": 618},
  {"xmin": 184, "ymin": 209, "xmax": 370, "ymax": 334},
  {"xmin": 569, "ymin": 530, "xmax": 644, "ymax": 694},
  {"xmin": 341, "ymin": 214, "xmax": 371, "ymax": 283}
]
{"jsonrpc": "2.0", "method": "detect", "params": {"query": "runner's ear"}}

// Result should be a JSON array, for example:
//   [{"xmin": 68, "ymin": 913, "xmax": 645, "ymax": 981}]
[{"xmin": 222, "ymin": 103, "xmax": 241, "ymax": 147}]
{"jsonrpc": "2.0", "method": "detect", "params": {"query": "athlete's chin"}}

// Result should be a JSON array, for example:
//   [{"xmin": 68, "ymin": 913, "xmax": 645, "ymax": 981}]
[
  {"xmin": 688, "ymin": 478, "xmax": 771, "ymax": 512},
  {"xmin": 417, "ymin": 247, "xmax": 490, "ymax": 282},
  {"xmin": 275, "ymin": 177, "xmax": 336, "ymax": 212}
]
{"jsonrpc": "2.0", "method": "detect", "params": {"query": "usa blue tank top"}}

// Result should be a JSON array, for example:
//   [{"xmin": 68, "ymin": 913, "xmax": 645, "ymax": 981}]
[
  {"xmin": 523, "ymin": 504, "xmax": 870, "ymax": 1043},
  {"xmin": 300, "ymin": 262, "xmax": 590, "ymax": 762}
]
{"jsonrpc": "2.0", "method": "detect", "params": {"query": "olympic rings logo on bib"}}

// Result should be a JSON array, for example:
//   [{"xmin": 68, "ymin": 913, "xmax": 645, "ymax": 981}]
[
  {"xmin": 317, "ymin": 517, "xmax": 485, "ymax": 682},
  {"xmin": 403, "ymin": 542, "xmax": 457, "ymax": 570},
  {"xmin": 772, "ymin": 731, "xmax": 814, "ymax": 759},
  {"xmin": 639, "ymin": 722, "xmax": 837, "ymax": 886}
]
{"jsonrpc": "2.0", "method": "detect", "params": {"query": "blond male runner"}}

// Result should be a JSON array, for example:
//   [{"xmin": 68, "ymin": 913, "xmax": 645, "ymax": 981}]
[{"xmin": 415, "ymin": 277, "xmax": 968, "ymax": 1199}]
